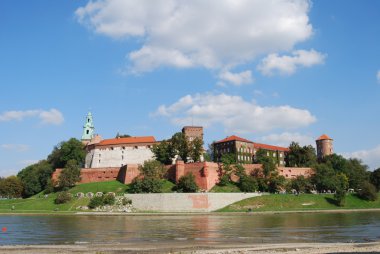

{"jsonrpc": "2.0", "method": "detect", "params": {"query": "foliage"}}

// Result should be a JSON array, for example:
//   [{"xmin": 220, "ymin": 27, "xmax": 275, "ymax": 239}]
[
  {"xmin": 54, "ymin": 191, "xmax": 72, "ymax": 204},
  {"xmin": 129, "ymin": 177, "xmax": 163, "ymax": 193},
  {"xmin": 311, "ymin": 163, "xmax": 337, "ymax": 192},
  {"xmin": 288, "ymin": 175, "xmax": 313, "ymax": 193},
  {"xmin": 370, "ymin": 168, "xmax": 380, "ymax": 191},
  {"xmin": 175, "ymin": 173, "xmax": 199, "ymax": 193},
  {"xmin": 210, "ymin": 182, "xmax": 241, "ymax": 192},
  {"xmin": 151, "ymin": 140, "xmax": 175, "ymax": 165},
  {"xmin": 286, "ymin": 142, "xmax": 317, "ymax": 167},
  {"xmin": 267, "ymin": 174, "xmax": 286, "ymax": 193},
  {"xmin": 357, "ymin": 182, "xmax": 378, "ymax": 201},
  {"xmin": 254, "ymin": 149, "xmax": 276, "ymax": 177},
  {"xmin": 333, "ymin": 173, "xmax": 349, "ymax": 206},
  {"xmin": 218, "ymin": 174, "xmax": 230, "ymax": 186},
  {"xmin": 171, "ymin": 132, "xmax": 190, "ymax": 162},
  {"xmin": 115, "ymin": 133, "xmax": 131, "ymax": 138},
  {"xmin": 17, "ymin": 160, "xmax": 54, "ymax": 197},
  {"xmin": 0, "ymin": 176, "xmax": 24, "ymax": 198},
  {"xmin": 57, "ymin": 159, "xmax": 81, "ymax": 189},
  {"xmin": 238, "ymin": 175, "xmax": 258, "ymax": 192},
  {"xmin": 88, "ymin": 196, "xmax": 104, "ymax": 209},
  {"xmin": 102, "ymin": 193, "xmax": 116, "ymax": 205},
  {"xmin": 138, "ymin": 160, "xmax": 165, "ymax": 179},
  {"xmin": 122, "ymin": 197, "xmax": 132, "ymax": 205},
  {"xmin": 47, "ymin": 138, "xmax": 85, "ymax": 169},
  {"xmin": 189, "ymin": 137, "xmax": 204, "ymax": 162}
]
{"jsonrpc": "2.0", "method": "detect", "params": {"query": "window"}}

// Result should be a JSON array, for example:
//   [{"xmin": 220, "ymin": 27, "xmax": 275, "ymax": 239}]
[
  {"xmin": 273, "ymin": 153, "xmax": 276, "ymax": 157},
  {"xmin": 86, "ymin": 130, "xmax": 89, "ymax": 134},
  {"xmin": 122, "ymin": 155, "xmax": 124, "ymax": 160},
  {"xmin": 267, "ymin": 152, "xmax": 269, "ymax": 156},
  {"xmin": 134, "ymin": 146, "xmax": 138, "ymax": 149},
  {"xmin": 280, "ymin": 153, "xmax": 283, "ymax": 158}
]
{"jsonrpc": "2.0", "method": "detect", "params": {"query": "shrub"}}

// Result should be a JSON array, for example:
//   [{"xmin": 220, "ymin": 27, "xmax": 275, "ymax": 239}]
[
  {"xmin": 122, "ymin": 197, "xmax": 132, "ymax": 205},
  {"xmin": 88, "ymin": 196, "xmax": 104, "ymax": 209},
  {"xmin": 103, "ymin": 193, "xmax": 115, "ymax": 205},
  {"xmin": 238, "ymin": 175, "xmax": 258, "ymax": 192},
  {"xmin": 218, "ymin": 174, "xmax": 230, "ymax": 186},
  {"xmin": 129, "ymin": 177, "xmax": 163, "ymax": 193},
  {"xmin": 175, "ymin": 173, "xmax": 198, "ymax": 193},
  {"xmin": 357, "ymin": 182, "xmax": 378, "ymax": 201},
  {"xmin": 54, "ymin": 191, "xmax": 72, "ymax": 204}
]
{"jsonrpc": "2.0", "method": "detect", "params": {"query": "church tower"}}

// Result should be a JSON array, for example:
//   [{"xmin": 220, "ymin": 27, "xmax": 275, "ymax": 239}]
[
  {"xmin": 316, "ymin": 134, "xmax": 333, "ymax": 159},
  {"xmin": 81, "ymin": 112, "xmax": 95, "ymax": 144}
]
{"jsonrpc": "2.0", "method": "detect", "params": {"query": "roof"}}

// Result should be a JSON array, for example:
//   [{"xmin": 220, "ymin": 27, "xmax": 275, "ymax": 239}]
[
  {"xmin": 253, "ymin": 142, "xmax": 289, "ymax": 152},
  {"xmin": 96, "ymin": 136, "xmax": 156, "ymax": 146},
  {"xmin": 215, "ymin": 135, "xmax": 253, "ymax": 144},
  {"xmin": 316, "ymin": 134, "xmax": 332, "ymax": 141}
]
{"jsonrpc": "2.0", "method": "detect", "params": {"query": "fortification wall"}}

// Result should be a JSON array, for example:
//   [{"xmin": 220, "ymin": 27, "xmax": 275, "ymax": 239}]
[{"xmin": 124, "ymin": 192, "xmax": 262, "ymax": 212}]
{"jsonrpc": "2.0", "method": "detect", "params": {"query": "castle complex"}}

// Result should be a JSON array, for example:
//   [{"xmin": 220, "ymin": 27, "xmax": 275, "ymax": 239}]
[{"xmin": 52, "ymin": 112, "xmax": 333, "ymax": 190}]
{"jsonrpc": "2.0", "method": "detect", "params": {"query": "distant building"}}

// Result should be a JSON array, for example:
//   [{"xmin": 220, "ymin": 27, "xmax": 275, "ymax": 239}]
[
  {"xmin": 182, "ymin": 126, "xmax": 203, "ymax": 142},
  {"xmin": 213, "ymin": 135, "xmax": 289, "ymax": 166},
  {"xmin": 81, "ymin": 112, "xmax": 95, "ymax": 144},
  {"xmin": 316, "ymin": 134, "xmax": 333, "ymax": 159}
]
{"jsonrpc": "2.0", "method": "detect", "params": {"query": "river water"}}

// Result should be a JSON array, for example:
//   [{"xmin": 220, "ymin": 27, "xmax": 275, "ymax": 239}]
[{"xmin": 0, "ymin": 212, "xmax": 380, "ymax": 245}]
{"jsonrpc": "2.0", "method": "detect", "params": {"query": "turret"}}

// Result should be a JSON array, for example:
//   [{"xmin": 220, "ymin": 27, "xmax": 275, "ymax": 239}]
[
  {"xmin": 316, "ymin": 134, "xmax": 333, "ymax": 159},
  {"xmin": 81, "ymin": 112, "xmax": 95, "ymax": 144}
]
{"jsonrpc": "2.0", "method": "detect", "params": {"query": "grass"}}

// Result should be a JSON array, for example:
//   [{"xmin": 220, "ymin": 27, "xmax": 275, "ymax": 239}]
[
  {"xmin": 161, "ymin": 180, "xmax": 176, "ymax": 193},
  {"xmin": 0, "ymin": 181, "xmax": 127, "ymax": 214},
  {"xmin": 209, "ymin": 183, "xmax": 241, "ymax": 193},
  {"xmin": 218, "ymin": 193, "xmax": 380, "ymax": 212}
]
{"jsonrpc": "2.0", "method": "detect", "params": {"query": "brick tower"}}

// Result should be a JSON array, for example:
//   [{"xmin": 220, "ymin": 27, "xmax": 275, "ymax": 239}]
[{"xmin": 316, "ymin": 134, "xmax": 333, "ymax": 159}]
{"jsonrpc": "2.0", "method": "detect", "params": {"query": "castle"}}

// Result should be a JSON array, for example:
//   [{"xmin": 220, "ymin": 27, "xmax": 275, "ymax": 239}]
[{"xmin": 52, "ymin": 113, "xmax": 332, "ymax": 190}]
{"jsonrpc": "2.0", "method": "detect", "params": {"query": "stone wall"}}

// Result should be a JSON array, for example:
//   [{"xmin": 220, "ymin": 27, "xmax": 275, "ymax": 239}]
[
  {"xmin": 52, "ymin": 167, "xmax": 122, "ymax": 184},
  {"xmin": 124, "ymin": 193, "xmax": 262, "ymax": 212}
]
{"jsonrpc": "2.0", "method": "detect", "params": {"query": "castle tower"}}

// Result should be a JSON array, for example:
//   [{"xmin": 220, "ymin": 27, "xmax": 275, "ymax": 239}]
[
  {"xmin": 81, "ymin": 112, "xmax": 95, "ymax": 144},
  {"xmin": 316, "ymin": 134, "xmax": 333, "ymax": 159}
]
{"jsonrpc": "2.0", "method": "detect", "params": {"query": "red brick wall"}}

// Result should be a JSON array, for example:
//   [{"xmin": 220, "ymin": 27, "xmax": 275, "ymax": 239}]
[{"xmin": 277, "ymin": 167, "xmax": 314, "ymax": 179}]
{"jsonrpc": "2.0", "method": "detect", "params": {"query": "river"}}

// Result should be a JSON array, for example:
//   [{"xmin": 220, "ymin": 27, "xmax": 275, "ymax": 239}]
[{"xmin": 0, "ymin": 212, "xmax": 380, "ymax": 245}]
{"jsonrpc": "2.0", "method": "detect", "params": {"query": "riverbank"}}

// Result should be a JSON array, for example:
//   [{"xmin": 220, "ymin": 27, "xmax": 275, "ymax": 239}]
[{"xmin": 0, "ymin": 242, "xmax": 379, "ymax": 253}]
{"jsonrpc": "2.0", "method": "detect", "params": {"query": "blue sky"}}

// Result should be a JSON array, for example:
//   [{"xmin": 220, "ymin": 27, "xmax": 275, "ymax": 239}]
[{"xmin": 1, "ymin": 0, "xmax": 380, "ymax": 176}]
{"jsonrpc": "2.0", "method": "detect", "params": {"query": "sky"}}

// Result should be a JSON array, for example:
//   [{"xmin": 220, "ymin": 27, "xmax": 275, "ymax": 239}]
[{"xmin": 1, "ymin": 0, "xmax": 380, "ymax": 176}]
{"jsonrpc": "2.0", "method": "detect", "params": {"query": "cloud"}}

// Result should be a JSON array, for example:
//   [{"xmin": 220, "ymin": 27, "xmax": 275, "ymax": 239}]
[
  {"xmin": 259, "ymin": 132, "xmax": 315, "ymax": 147},
  {"xmin": 0, "ymin": 144, "xmax": 30, "ymax": 152},
  {"xmin": 258, "ymin": 49, "xmax": 326, "ymax": 76},
  {"xmin": 218, "ymin": 70, "xmax": 253, "ymax": 86},
  {"xmin": 377, "ymin": 70, "xmax": 380, "ymax": 83},
  {"xmin": 0, "ymin": 109, "xmax": 64, "ymax": 125},
  {"xmin": 76, "ymin": 0, "xmax": 314, "ymax": 76},
  {"xmin": 344, "ymin": 145, "xmax": 380, "ymax": 170},
  {"xmin": 154, "ymin": 93, "xmax": 316, "ymax": 133}
]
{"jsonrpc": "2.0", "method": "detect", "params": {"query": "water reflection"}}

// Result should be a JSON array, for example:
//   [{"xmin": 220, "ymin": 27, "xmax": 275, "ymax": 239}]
[{"xmin": 0, "ymin": 212, "xmax": 380, "ymax": 245}]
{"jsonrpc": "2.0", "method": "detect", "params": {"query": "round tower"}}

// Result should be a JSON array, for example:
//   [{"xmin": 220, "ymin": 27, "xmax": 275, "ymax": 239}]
[
  {"xmin": 316, "ymin": 134, "xmax": 333, "ymax": 159},
  {"xmin": 81, "ymin": 112, "xmax": 95, "ymax": 144}
]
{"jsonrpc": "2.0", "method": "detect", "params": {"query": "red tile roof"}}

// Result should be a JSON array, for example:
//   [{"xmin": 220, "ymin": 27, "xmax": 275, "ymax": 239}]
[
  {"xmin": 215, "ymin": 135, "xmax": 253, "ymax": 144},
  {"xmin": 97, "ymin": 136, "xmax": 156, "ymax": 146},
  {"xmin": 316, "ymin": 134, "xmax": 332, "ymax": 141},
  {"xmin": 253, "ymin": 142, "xmax": 289, "ymax": 152}
]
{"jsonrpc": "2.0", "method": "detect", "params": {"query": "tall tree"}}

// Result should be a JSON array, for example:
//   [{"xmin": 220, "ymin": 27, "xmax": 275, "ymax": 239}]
[
  {"xmin": 152, "ymin": 140, "xmax": 176, "ymax": 165},
  {"xmin": 48, "ymin": 138, "xmax": 85, "ymax": 169},
  {"xmin": 286, "ymin": 142, "xmax": 317, "ymax": 167},
  {"xmin": 57, "ymin": 159, "xmax": 81, "ymax": 189},
  {"xmin": 189, "ymin": 137, "xmax": 204, "ymax": 162},
  {"xmin": 0, "ymin": 176, "xmax": 24, "ymax": 198},
  {"xmin": 370, "ymin": 168, "xmax": 380, "ymax": 191}
]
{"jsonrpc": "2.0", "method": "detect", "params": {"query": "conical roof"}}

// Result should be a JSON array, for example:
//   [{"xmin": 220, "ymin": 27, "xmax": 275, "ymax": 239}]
[{"xmin": 316, "ymin": 134, "xmax": 332, "ymax": 141}]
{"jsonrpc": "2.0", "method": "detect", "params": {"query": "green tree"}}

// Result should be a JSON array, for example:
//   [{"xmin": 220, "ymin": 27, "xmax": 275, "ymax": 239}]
[
  {"xmin": 57, "ymin": 159, "xmax": 81, "ymax": 189},
  {"xmin": 311, "ymin": 163, "xmax": 337, "ymax": 192},
  {"xmin": 175, "ymin": 173, "xmax": 199, "ymax": 193},
  {"xmin": 286, "ymin": 142, "xmax": 317, "ymax": 167},
  {"xmin": 171, "ymin": 132, "xmax": 190, "ymax": 162},
  {"xmin": 17, "ymin": 160, "xmax": 53, "ymax": 197},
  {"xmin": 289, "ymin": 175, "xmax": 312, "ymax": 193},
  {"xmin": 54, "ymin": 191, "xmax": 72, "ymax": 204},
  {"xmin": 138, "ymin": 160, "xmax": 166, "ymax": 179},
  {"xmin": 267, "ymin": 173, "xmax": 286, "ymax": 193},
  {"xmin": 357, "ymin": 182, "xmax": 378, "ymax": 201},
  {"xmin": 370, "ymin": 168, "xmax": 380, "ymax": 191},
  {"xmin": 129, "ymin": 177, "xmax": 163, "ymax": 193},
  {"xmin": 115, "ymin": 133, "xmax": 131, "ymax": 138},
  {"xmin": 189, "ymin": 137, "xmax": 204, "ymax": 162},
  {"xmin": 151, "ymin": 140, "xmax": 176, "ymax": 165},
  {"xmin": 334, "ymin": 173, "xmax": 349, "ymax": 206},
  {"xmin": 47, "ymin": 138, "xmax": 85, "ymax": 169},
  {"xmin": 0, "ymin": 176, "xmax": 24, "ymax": 198}
]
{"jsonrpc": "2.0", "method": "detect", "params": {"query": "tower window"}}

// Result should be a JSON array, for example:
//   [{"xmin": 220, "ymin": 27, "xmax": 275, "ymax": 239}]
[
  {"xmin": 88, "ymin": 119, "xmax": 90, "ymax": 122},
  {"xmin": 86, "ymin": 130, "xmax": 89, "ymax": 134}
]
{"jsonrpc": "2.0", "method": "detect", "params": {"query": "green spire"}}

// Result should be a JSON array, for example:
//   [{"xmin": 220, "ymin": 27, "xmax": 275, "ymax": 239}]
[{"xmin": 81, "ymin": 112, "xmax": 94, "ymax": 141}]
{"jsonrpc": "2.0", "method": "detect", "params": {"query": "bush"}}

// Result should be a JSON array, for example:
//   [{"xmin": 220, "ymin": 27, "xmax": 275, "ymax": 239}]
[
  {"xmin": 218, "ymin": 174, "xmax": 230, "ymax": 186},
  {"xmin": 103, "ymin": 193, "xmax": 115, "ymax": 205},
  {"xmin": 334, "ymin": 189, "xmax": 346, "ymax": 206},
  {"xmin": 54, "ymin": 191, "xmax": 72, "ymax": 204},
  {"xmin": 238, "ymin": 175, "xmax": 258, "ymax": 192},
  {"xmin": 175, "ymin": 173, "xmax": 198, "ymax": 193},
  {"xmin": 88, "ymin": 196, "xmax": 104, "ymax": 209},
  {"xmin": 122, "ymin": 197, "xmax": 132, "ymax": 205},
  {"xmin": 357, "ymin": 182, "xmax": 378, "ymax": 201},
  {"xmin": 129, "ymin": 177, "xmax": 163, "ymax": 193}
]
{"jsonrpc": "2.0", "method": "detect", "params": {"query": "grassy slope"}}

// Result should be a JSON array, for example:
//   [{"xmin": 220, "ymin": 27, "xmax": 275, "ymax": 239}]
[
  {"xmin": 218, "ymin": 193, "xmax": 380, "ymax": 212},
  {"xmin": 209, "ymin": 183, "xmax": 241, "ymax": 193},
  {"xmin": 0, "ymin": 181, "xmax": 127, "ymax": 213}
]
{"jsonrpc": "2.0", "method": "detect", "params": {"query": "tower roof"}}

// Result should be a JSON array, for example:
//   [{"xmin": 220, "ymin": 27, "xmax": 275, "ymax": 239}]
[{"xmin": 316, "ymin": 134, "xmax": 332, "ymax": 141}]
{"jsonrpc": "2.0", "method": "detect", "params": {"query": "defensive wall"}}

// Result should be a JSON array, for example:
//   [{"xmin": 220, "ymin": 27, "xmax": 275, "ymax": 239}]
[
  {"xmin": 124, "ymin": 193, "xmax": 262, "ymax": 212},
  {"xmin": 52, "ymin": 161, "xmax": 313, "ymax": 191}
]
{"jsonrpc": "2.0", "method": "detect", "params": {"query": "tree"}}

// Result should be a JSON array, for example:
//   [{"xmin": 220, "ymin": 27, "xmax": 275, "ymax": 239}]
[
  {"xmin": 171, "ymin": 132, "xmax": 190, "ymax": 162},
  {"xmin": 175, "ymin": 173, "xmax": 199, "ymax": 193},
  {"xmin": 311, "ymin": 163, "xmax": 337, "ymax": 192},
  {"xmin": 238, "ymin": 175, "xmax": 258, "ymax": 192},
  {"xmin": 17, "ymin": 160, "xmax": 53, "ymax": 197},
  {"xmin": 54, "ymin": 191, "xmax": 72, "ymax": 204},
  {"xmin": 47, "ymin": 138, "xmax": 85, "ymax": 169},
  {"xmin": 267, "ymin": 173, "xmax": 286, "ymax": 193},
  {"xmin": 370, "ymin": 168, "xmax": 380, "ymax": 191},
  {"xmin": 57, "ymin": 159, "xmax": 81, "ymax": 189},
  {"xmin": 334, "ymin": 173, "xmax": 349, "ymax": 206},
  {"xmin": 357, "ymin": 182, "xmax": 378, "ymax": 201},
  {"xmin": 289, "ymin": 175, "xmax": 312, "ymax": 193},
  {"xmin": 0, "ymin": 176, "xmax": 23, "ymax": 198},
  {"xmin": 152, "ymin": 140, "xmax": 176, "ymax": 165},
  {"xmin": 129, "ymin": 177, "xmax": 163, "ymax": 193},
  {"xmin": 138, "ymin": 160, "xmax": 166, "ymax": 179},
  {"xmin": 189, "ymin": 137, "xmax": 204, "ymax": 162},
  {"xmin": 286, "ymin": 142, "xmax": 317, "ymax": 167},
  {"xmin": 115, "ymin": 133, "xmax": 131, "ymax": 138}
]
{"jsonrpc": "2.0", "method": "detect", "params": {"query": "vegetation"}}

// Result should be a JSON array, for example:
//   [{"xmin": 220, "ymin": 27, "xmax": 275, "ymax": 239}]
[
  {"xmin": 357, "ymin": 182, "xmax": 378, "ymax": 201},
  {"xmin": 370, "ymin": 168, "xmax": 380, "ymax": 191},
  {"xmin": 175, "ymin": 173, "xmax": 198, "ymax": 193},
  {"xmin": 0, "ymin": 176, "xmax": 24, "ymax": 198},
  {"xmin": 286, "ymin": 142, "xmax": 317, "ymax": 167},
  {"xmin": 54, "ymin": 191, "xmax": 72, "ymax": 204},
  {"xmin": 47, "ymin": 138, "xmax": 86, "ymax": 169},
  {"xmin": 88, "ymin": 193, "xmax": 116, "ymax": 209},
  {"xmin": 57, "ymin": 159, "xmax": 81, "ymax": 189}
]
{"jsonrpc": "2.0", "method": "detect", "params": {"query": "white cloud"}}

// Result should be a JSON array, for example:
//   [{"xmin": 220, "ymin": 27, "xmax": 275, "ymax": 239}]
[
  {"xmin": 259, "ymin": 132, "xmax": 315, "ymax": 147},
  {"xmin": 76, "ymin": 0, "xmax": 314, "ymax": 75},
  {"xmin": 258, "ymin": 49, "xmax": 326, "ymax": 76},
  {"xmin": 0, "ymin": 144, "xmax": 29, "ymax": 152},
  {"xmin": 218, "ymin": 70, "xmax": 253, "ymax": 86},
  {"xmin": 154, "ymin": 93, "xmax": 316, "ymax": 133},
  {"xmin": 0, "ymin": 109, "xmax": 64, "ymax": 125},
  {"xmin": 377, "ymin": 70, "xmax": 380, "ymax": 83},
  {"xmin": 344, "ymin": 145, "xmax": 380, "ymax": 170}
]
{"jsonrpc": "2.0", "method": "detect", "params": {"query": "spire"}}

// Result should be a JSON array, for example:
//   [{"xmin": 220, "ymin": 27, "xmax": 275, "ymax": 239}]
[{"xmin": 81, "ymin": 112, "xmax": 95, "ymax": 141}]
